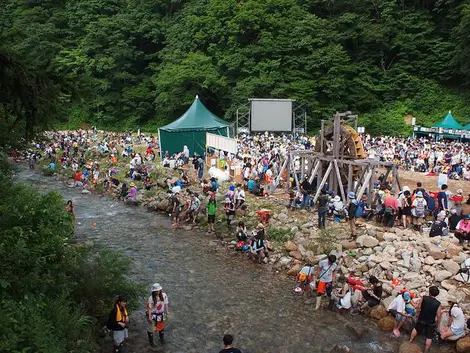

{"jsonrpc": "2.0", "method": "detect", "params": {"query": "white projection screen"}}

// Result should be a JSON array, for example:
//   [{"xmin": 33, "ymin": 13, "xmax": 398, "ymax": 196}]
[{"xmin": 250, "ymin": 99, "xmax": 293, "ymax": 132}]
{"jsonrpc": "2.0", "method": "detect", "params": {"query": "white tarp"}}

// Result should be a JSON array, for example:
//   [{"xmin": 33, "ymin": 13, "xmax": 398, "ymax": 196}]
[{"xmin": 206, "ymin": 133, "xmax": 237, "ymax": 154}]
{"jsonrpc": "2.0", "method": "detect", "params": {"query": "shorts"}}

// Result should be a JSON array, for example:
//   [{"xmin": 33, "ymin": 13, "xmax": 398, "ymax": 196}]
[
  {"xmin": 415, "ymin": 321, "xmax": 436, "ymax": 339},
  {"xmin": 317, "ymin": 281, "xmax": 332, "ymax": 297},
  {"xmin": 113, "ymin": 328, "xmax": 128, "ymax": 345},
  {"xmin": 451, "ymin": 326, "xmax": 465, "ymax": 337},
  {"xmin": 208, "ymin": 214, "xmax": 215, "ymax": 223}
]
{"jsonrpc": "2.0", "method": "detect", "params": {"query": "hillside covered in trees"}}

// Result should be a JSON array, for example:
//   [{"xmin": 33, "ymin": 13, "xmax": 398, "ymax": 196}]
[{"xmin": 2, "ymin": 0, "xmax": 470, "ymax": 136}]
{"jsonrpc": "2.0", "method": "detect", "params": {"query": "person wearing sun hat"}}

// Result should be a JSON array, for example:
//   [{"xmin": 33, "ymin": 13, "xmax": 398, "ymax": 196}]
[
  {"xmin": 126, "ymin": 181, "xmax": 138, "ymax": 202},
  {"xmin": 146, "ymin": 283, "xmax": 169, "ymax": 346}
]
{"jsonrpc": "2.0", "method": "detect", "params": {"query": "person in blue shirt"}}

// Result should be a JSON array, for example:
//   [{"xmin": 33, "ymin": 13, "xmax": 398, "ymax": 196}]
[
  {"xmin": 49, "ymin": 161, "xmax": 56, "ymax": 170},
  {"xmin": 210, "ymin": 177, "xmax": 219, "ymax": 192},
  {"xmin": 437, "ymin": 184, "xmax": 448, "ymax": 212},
  {"xmin": 247, "ymin": 178, "xmax": 255, "ymax": 192}
]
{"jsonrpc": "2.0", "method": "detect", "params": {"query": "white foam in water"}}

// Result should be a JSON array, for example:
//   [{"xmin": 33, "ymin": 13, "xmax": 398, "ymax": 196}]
[{"xmin": 364, "ymin": 341, "xmax": 384, "ymax": 352}]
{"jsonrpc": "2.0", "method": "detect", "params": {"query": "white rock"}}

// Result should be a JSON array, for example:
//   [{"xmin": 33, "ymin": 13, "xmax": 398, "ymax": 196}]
[
  {"xmin": 356, "ymin": 235, "xmax": 379, "ymax": 248},
  {"xmin": 290, "ymin": 226, "xmax": 299, "ymax": 234},
  {"xmin": 404, "ymin": 272, "xmax": 419, "ymax": 280},
  {"xmin": 442, "ymin": 260, "xmax": 460, "ymax": 275},
  {"xmin": 383, "ymin": 233, "xmax": 398, "ymax": 242},
  {"xmin": 278, "ymin": 213, "xmax": 289, "ymax": 222},
  {"xmin": 424, "ymin": 256, "xmax": 435, "ymax": 265},
  {"xmin": 410, "ymin": 258, "xmax": 422, "ymax": 273},
  {"xmin": 81, "ymin": 189, "xmax": 90, "ymax": 194},
  {"xmin": 434, "ymin": 270, "xmax": 453, "ymax": 282},
  {"xmin": 278, "ymin": 257, "xmax": 292, "ymax": 267},
  {"xmin": 380, "ymin": 261, "xmax": 392, "ymax": 270}
]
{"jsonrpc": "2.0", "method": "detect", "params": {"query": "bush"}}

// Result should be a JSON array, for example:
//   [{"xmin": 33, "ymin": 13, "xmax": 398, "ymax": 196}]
[
  {"xmin": 0, "ymin": 161, "xmax": 141, "ymax": 353},
  {"xmin": 42, "ymin": 166, "xmax": 55, "ymax": 176},
  {"xmin": 268, "ymin": 226, "xmax": 293, "ymax": 243}
]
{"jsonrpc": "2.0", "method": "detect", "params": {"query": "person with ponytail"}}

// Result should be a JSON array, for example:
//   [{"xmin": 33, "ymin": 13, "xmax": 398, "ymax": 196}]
[
  {"xmin": 440, "ymin": 302, "xmax": 466, "ymax": 340},
  {"xmin": 106, "ymin": 295, "xmax": 129, "ymax": 353},
  {"xmin": 146, "ymin": 283, "xmax": 169, "ymax": 346}
]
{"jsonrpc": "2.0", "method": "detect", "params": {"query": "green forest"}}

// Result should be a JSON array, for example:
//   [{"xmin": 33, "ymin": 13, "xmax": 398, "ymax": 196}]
[{"xmin": 2, "ymin": 0, "xmax": 470, "ymax": 138}]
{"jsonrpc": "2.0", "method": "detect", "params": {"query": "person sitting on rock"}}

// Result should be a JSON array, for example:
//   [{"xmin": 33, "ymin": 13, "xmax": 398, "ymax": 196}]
[
  {"xmin": 388, "ymin": 291, "xmax": 414, "ymax": 337},
  {"xmin": 236, "ymin": 221, "xmax": 248, "ymax": 243},
  {"xmin": 329, "ymin": 195, "xmax": 345, "ymax": 218},
  {"xmin": 455, "ymin": 214, "xmax": 470, "ymax": 245},
  {"xmin": 249, "ymin": 224, "xmax": 268, "ymax": 264},
  {"xmin": 429, "ymin": 211, "xmax": 448, "ymax": 237},
  {"xmin": 440, "ymin": 303, "xmax": 466, "ymax": 341},
  {"xmin": 360, "ymin": 276, "xmax": 382, "ymax": 312}
]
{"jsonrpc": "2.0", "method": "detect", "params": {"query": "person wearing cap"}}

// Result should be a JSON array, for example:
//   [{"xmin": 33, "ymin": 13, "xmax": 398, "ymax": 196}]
[
  {"xmin": 454, "ymin": 214, "xmax": 470, "ymax": 244},
  {"xmin": 388, "ymin": 291, "xmax": 414, "ymax": 337},
  {"xmin": 107, "ymin": 295, "xmax": 129, "ymax": 353},
  {"xmin": 224, "ymin": 197, "xmax": 236, "ymax": 230},
  {"xmin": 429, "ymin": 211, "xmax": 448, "ymax": 237},
  {"xmin": 346, "ymin": 192, "xmax": 358, "ymax": 238},
  {"xmin": 146, "ymin": 283, "xmax": 169, "ymax": 346},
  {"xmin": 206, "ymin": 192, "xmax": 217, "ymax": 234}
]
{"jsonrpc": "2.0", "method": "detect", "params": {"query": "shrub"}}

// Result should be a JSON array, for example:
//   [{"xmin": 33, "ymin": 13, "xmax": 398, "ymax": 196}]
[{"xmin": 268, "ymin": 226, "xmax": 293, "ymax": 243}]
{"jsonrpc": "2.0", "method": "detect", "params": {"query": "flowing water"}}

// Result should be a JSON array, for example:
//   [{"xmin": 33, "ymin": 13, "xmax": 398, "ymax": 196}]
[{"xmin": 17, "ymin": 167, "xmax": 427, "ymax": 353}]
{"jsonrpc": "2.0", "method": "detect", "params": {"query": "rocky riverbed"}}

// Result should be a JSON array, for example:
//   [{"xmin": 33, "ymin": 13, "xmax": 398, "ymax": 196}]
[{"xmin": 17, "ymin": 165, "xmax": 469, "ymax": 353}]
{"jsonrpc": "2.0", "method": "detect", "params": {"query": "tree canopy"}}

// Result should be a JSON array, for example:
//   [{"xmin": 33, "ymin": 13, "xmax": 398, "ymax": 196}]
[{"xmin": 2, "ymin": 0, "xmax": 470, "ymax": 134}]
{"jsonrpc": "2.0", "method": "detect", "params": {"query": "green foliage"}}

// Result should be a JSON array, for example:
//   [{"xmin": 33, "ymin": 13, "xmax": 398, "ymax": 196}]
[
  {"xmin": 0, "ymin": 162, "xmax": 141, "ymax": 353},
  {"xmin": 268, "ymin": 226, "xmax": 293, "ymax": 243},
  {"xmin": 2, "ymin": 0, "xmax": 470, "ymax": 133}
]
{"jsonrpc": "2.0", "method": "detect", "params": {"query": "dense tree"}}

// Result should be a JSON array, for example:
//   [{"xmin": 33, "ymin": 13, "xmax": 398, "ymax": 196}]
[{"xmin": 2, "ymin": 0, "xmax": 470, "ymax": 134}]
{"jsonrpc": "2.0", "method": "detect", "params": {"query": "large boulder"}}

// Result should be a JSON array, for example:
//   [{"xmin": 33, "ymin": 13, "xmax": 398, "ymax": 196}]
[
  {"xmin": 398, "ymin": 342, "xmax": 423, "ymax": 353},
  {"xmin": 447, "ymin": 243, "xmax": 464, "ymax": 257},
  {"xmin": 157, "ymin": 198, "xmax": 169, "ymax": 211},
  {"xmin": 383, "ymin": 232, "xmax": 398, "ymax": 242},
  {"xmin": 286, "ymin": 263, "xmax": 301, "ymax": 276},
  {"xmin": 377, "ymin": 316, "xmax": 396, "ymax": 331},
  {"xmin": 426, "ymin": 244, "xmax": 446, "ymax": 260},
  {"xmin": 340, "ymin": 240, "xmax": 357, "ymax": 250},
  {"xmin": 289, "ymin": 250, "xmax": 302, "ymax": 260},
  {"xmin": 456, "ymin": 337, "xmax": 470, "ymax": 353},
  {"xmin": 434, "ymin": 270, "xmax": 453, "ymax": 282},
  {"xmin": 442, "ymin": 260, "xmax": 460, "ymax": 275},
  {"xmin": 284, "ymin": 241, "xmax": 298, "ymax": 251},
  {"xmin": 356, "ymin": 235, "xmax": 379, "ymax": 248},
  {"xmin": 370, "ymin": 305, "xmax": 388, "ymax": 320}
]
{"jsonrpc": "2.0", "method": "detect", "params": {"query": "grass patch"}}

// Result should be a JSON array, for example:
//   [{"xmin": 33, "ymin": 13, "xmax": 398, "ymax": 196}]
[{"xmin": 268, "ymin": 226, "xmax": 293, "ymax": 243}]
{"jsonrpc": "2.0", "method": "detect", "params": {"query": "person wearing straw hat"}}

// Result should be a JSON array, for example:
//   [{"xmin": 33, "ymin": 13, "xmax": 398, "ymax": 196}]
[{"xmin": 146, "ymin": 283, "xmax": 169, "ymax": 346}]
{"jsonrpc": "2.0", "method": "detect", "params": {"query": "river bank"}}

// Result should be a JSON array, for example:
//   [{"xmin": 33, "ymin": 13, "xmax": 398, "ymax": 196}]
[{"xmin": 14, "ymin": 165, "xmax": 424, "ymax": 353}]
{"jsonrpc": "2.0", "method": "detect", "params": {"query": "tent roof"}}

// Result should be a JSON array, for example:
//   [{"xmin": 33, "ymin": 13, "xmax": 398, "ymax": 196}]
[
  {"xmin": 159, "ymin": 96, "xmax": 231, "ymax": 132},
  {"xmin": 432, "ymin": 111, "xmax": 463, "ymax": 130},
  {"xmin": 463, "ymin": 122, "xmax": 470, "ymax": 131}
]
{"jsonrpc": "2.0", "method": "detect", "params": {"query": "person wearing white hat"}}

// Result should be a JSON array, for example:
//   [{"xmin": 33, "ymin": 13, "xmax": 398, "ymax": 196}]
[{"xmin": 146, "ymin": 283, "xmax": 169, "ymax": 346}]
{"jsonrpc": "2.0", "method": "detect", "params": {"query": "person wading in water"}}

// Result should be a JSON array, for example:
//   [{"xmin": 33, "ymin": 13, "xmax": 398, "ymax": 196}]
[{"xmin": 146, "ymin": 283, "xmax": 169, "ymax": 346}]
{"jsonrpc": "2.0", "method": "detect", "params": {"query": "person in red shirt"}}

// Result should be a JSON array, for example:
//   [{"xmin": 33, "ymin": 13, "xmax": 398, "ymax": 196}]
[{"xmin": 383, "ymin": 189, "xmax": 399, "ymax": 231}]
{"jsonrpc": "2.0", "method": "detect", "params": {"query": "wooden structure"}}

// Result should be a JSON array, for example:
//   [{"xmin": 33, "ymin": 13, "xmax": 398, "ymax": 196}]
[{"xmin": 273, "ymin": 112, "xmax": 402, "ymax": 204}]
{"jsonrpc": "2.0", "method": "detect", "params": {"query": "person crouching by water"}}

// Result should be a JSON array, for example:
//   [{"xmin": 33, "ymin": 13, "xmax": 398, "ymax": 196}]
[
  {"xmin": 106, "ymin": 295, "xmax": 129, "ymax": 353},
  {"xmin": 313, "ymin": 254, "xmax": 337, "ymax": 310},
  {"xmin": 146, "ymin": 283, "xmax": 169, "ymax": 346}
]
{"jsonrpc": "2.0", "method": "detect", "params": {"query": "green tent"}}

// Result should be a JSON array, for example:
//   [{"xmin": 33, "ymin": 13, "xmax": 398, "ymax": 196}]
[
  {"xmin": 463, "ymin": 123, "xmax": 470, "ymax": 131},
  {"xmin": 432, "ymin": 111, "xmax": 463, "ymax": 130},
  {"xmin": 158, "ymin": 96, "xmax": 232, "ymax": 156}
]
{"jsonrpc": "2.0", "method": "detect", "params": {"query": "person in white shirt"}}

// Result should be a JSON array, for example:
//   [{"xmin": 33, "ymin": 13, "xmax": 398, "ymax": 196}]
[
  {"xmin": 440, "ymin": 303, "xmax": 466, "ymax": 340},
  {"xmin": 235, "ymin": 184, "xmax": 245, "ymax": 208},
  {"xmin": 388, "ymin": 292, "xmax": 413, "ymax": 337}
]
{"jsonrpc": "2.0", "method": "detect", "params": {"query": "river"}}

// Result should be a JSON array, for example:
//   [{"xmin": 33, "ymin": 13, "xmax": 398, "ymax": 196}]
[{"xmin": 17, "ymin": 167, "xmax": 418, "ymax": 353}]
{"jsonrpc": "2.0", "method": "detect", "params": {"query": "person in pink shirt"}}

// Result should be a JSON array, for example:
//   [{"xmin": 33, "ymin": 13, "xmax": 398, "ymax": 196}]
[
  {"xmin": 455, "ymin": 215, "xmax": 470, "ymax": 244},
  {"xmin": 383, "ymin": 189, "xmax": 400, "ymax": 231}
]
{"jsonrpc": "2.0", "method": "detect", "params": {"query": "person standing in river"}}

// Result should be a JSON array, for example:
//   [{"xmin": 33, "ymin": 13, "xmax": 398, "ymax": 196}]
[
  {"xmin": 146, "ymin": 283, "xmax": 169, "ymax": 346},
  {"xmin": 219, "ymin": 334, "xmax": 242, "ymax": 353},
  {"xmin": 106, "ymin": 295, "xmax": 129, "ymax": 353},
  {"xmin": 409, "ymin": 286, "xmax": 442, "ymax": 353},
  {"xmin": 313, "ymin": 254, "xmax": 337, "ymax": 310},
  {"xmin": 206, "ymin": 192, "xmax": 217, "ymax": 234}
]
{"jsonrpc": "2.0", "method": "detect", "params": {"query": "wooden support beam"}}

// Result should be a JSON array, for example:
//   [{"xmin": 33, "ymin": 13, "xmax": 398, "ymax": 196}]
[
  {"xmin": 368, "ymin": 166, "xmax": 375, "ymax": 205},
  {"xmin": 357, "ymin": 169, "xmax": 373, "ymax": 201},
  {"xmin": 274, "ymin": 157, "xmax": 288, "ymax": 188},
  {"xmin": 347, "ymin": 164, "xmax": 353, "ymax": 194},
  {"xmin": 301, "ymin": 157, "xmax": 305, "ymax": 181},
  {"xmin": 334, "ymin": 160, "xmax": 346, "ymax": 202},
  {"xmin": 291, "ymin": 154, "xmax": 300, "ymax": 189},
  {"xmin": 308, "ymin": 160, "xmax": 320, "ymax": 184},
  {"xmin": 313, "ymin": 162, "xmax": 333, "ymax": 204}
]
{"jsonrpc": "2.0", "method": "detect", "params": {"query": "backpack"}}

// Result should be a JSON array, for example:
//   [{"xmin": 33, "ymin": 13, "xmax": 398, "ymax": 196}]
[
  {"xmin": 106, "ymin": 308, "xmax": 115, "ymax": 330},
  {"xmin": 414, "ymin": 199, "xmax": 426, "ymax": 218}
]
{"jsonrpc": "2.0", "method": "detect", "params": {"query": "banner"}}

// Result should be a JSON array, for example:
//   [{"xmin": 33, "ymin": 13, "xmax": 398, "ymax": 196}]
[{"xmin": 206, "ymin": 133, "xmax": 237, "ymax": 154}]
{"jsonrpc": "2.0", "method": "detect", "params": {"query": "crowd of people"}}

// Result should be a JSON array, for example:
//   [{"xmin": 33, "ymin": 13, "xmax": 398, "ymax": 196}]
[{"xmin": 20, "ymin": 128, "xmax": 470, "ymax": 353}]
